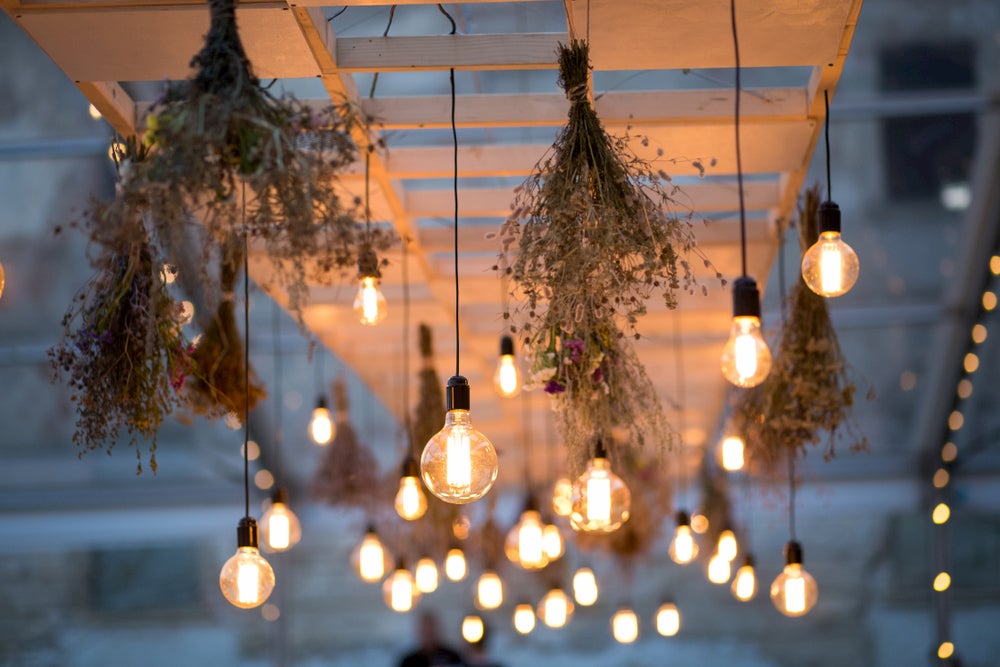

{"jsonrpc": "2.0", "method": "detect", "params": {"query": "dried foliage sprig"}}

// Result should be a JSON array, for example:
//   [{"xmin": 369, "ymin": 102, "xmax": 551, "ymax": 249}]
[{"xmin": 734, "ymin": 186, "xmax": 869, "ymax": 471}]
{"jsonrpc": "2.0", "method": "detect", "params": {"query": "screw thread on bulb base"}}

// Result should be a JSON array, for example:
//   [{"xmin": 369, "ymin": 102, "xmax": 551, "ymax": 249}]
[
  {"xmin": 445, "ymin": 375, "xmax": 471, "ymax": 411},
  {"xmin": 784, "ymin": 540, "xmax": 804, "ymax": 566},
  {"xmin": 732, "ymin": 277, "xmax": 762, "ymax": 318},
  {"xmin": 237, "ymin": 517, "xmax": 259, "ymax": 549},
  {"xmin": 818, "ymin": 201, "xmax": 842, "ymax": 234}
]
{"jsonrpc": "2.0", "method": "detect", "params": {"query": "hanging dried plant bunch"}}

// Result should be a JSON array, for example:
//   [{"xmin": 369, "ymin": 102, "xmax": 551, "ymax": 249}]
[
  {"xmin": 50, "ymin": 144, "xmax": 193, "ymax": 473},
  {"xmin": 311, "ymin": 379, "xmax": 382, "ymax": 510},
  {"xmin": 734, "ymin": 186, "xmax": 869, "ymax": 471}
]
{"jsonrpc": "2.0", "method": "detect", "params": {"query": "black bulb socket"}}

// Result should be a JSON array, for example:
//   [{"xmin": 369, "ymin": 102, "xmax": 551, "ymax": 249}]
[
  {"xmin": 594, "ymin": 439, "xmax": 609, "ymax": 459},
  {"xmin": 742, "ymin": 554, "xmax": 756, "ymax": 568},
  {"xmin": 315, "ymin": 395, "xmax": 328, "ymax": 411},
  {"xmin": 499, "ymin": 335, "xmax": 515, "ymax": 357},
  {"xmin": 818, "ymin": 200, "xmax": 842, "ymax": 235},
  {"xmin": 358, "ymin": 247, "xmax": 381, "ymax": 279},
  {"xmin": 364, "ymin": 521, "xmax": 377, "ymax": 535},
  {"xmin": 271, "ymin": 487, "xmax": 288, "ymax": 505},
  {"xmin": 675, "ymin": 510, "xmax": 691, "ymax": 527},
  {"xmin": 523, "ymin": 492, "xmax": 539, "ymax": 513},
  {"xmin": 784, "ymin": 540, "xmax": 804, "ymax": 566},
  {"xmin": 237, "ymin": 516, "xmax": 259, "ymax": 549},
  {"xmin": 732, "ymin": 276, "xmax": 762, "ymax": 319},
  {"xmin": 401, "ymin": 454, "xmax": 420, "ymax": 478},
  {"xmin": 445, "ymin": 375, "xmax": 471, "ymax": 411}
]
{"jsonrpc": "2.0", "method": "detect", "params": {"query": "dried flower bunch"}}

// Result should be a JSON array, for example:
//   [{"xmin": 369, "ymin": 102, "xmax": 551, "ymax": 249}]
[
  {"xmin": 312, "ymin": 379, "xmax": 382, "ymax": 510},
  {"xmin": 734, "ymin": 186, "xmax": 869, "ymax": 471}
]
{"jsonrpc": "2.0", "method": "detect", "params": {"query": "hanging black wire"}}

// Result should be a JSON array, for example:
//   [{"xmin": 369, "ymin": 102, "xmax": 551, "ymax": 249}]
[
  {"xmin": 368, "ymin": 5, "xmax": 397, "ymax": 98},
  {"xmin": 242, "ymin": 183, "xmax": 251, "ymax": 520},
  {"xmin": 271, "ymin": 302, "xmax": 284, "ymax": 486},
  {"xmin": 448, "ymin": 52, "xmax": 459, "ymax": 376},
  {"xmin": 787, "ymin": 451, "xmax": 797, "ymax": 542},
  {"xmin": 824, "ymin": 89, "xmax": 832, "ymax": 202},
  {"xmin": 730, "ymin": 0, "xmax": 748, "ymax": 278},
  {"xmin": 402, "ymin": 233, "xmax": 413, "ymax": 452},
  {"xmin": 671, "ymin": 313, "xmax": 686, "ymax": 501}
]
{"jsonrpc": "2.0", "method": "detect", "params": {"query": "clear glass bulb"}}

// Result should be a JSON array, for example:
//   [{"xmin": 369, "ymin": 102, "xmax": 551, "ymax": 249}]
[
  {"xmin": 570, "ymin": 457, "xmax": 631, "ymax": 533},
  {"xmin": 445, "ymin": 548, "xmax": 468, "ymax": 582},
  {"xmin": 801, "ymin": 231, "xmax": 859, "ymax": 298},
  {"xmin": 505, "ymin": 509, "xmax": 548, "ymax": 570},
  {"xmin": 493, "ymin": 354, "xmax": 521, "ymax": 397},
  {"xmin": 462, "ymin": 615, "xmax": 485, "ymax": 643},
  {"xmin": 669, "ymin": 524, "xmax": 699, "ymax": 565},
  {"xmin": 394, "ymin": 475, "xmax": 428, "ymax": 520},
  {"xmin": 383, "ymin": 566, "xmax": 420, "ymax": 613},
  {"xmin": 732, "ymin": 558, "xmax": 758, "ymax": 601},
  {"xmin": 611, "ymin": 608, "xmax": 639, "ymax": 644},
  {"xmin": 219, "ymin": 546, "xmax": 275, "ymax": 609},
  {"xmin": 717, "ymin": 530, "xmax": 739, "ymax": 562},
  {"xmin": 542, "ymin": 523, "xmax": 564, "ymax": 561},
  {"xmin": 537, "ymin": 588, "xmax": 573, "ymax": 629},
  {"xmin": 770, "ymin": 563, "xmax": 818, "ymax": 617},
  {"xmin": 354, "ymin": 276, "xmax": 388, "ymax": 326},
  {"xmin": 655, "ymin": 603, "xmax": 681, "ymax": 637},
  {"xmin": 552, "ymin": 477, "xmax": 573, "ymax": 517},
  {"xmin": 476, "ymin": 570, "xmax": 504, "ymax": 610},
  {"xmin": 707, "ymin": 552, "xmax": 732, "ymax": 584},
  {"xmin": 351, "ymin": 528, "xmax": 392, "ymax": 583},
  {"xmin": 421, "ymin": 409, "xmax": 498, "ymax": 504},
  {"xmin": 572, "ymin": 567, "xmax": 599, "ymax": 606},
  {"xmin": 513, "ymin": 603, "xmax": 536, "ymax": 634},
  {"xmin": 0, "ymin": 262, "xmax": 6, "ymax": 300},
  {"xmin": 260, "ymin": 501, "xmax": 301, "ymax": 552},
  {"xmin": 719, "ymin": 435, "xmax": 745, "ymax": 472},
  {"xmin": 721, "ymin": 316, "xmax": 772, "ymax": 388},
  {"xmin": 414, "ymin": 557, "xmax": 439, "ymax": 593},
  {"xmin": 309, "ymin": 402, "xmax": 334, "ymax": 445}
]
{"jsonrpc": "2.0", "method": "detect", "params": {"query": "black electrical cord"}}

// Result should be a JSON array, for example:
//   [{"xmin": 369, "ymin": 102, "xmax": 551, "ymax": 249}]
[
  {"xmin": 730, "ymin": 0, "xmax": 748, "ymax": 278},
  {"xmin": 272, "ymin": 302, "xmax": 283, "ymax": 486},
  {"xmin": 439, "ymin": 3, "xmax": 459, "ymax": 377},
  {"xmin": 824, "ymin": 89, "xmax": 832, "ymax": 202},
  {"xmin": 402, "ymin": 232, "xmax": 412, "ymax": 450},
  {"xmin": 242, "ymin": 183, "xmax": 251, "ymax": 520}
]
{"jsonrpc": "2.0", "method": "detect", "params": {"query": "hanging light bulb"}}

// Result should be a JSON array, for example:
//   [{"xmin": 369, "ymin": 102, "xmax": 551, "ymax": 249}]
[
  {"xmin": 721, "ymin": 277, "xmax": 772, "ymax": 388},
  {"xmin": 801, "ymin": 205, "xmax": 859, "ymax": 297},
  {"xmin": 770, "ymin": 541, "xmax": 818, "ymax": 617},
  {"xmin": 513, "ymin": 603, "xmax": 536, "ymax": 634},
  {"xmin": 309, "ymin": 396, "xmax": 335, "ymax": 445},
  {"xmin": 717, "ymin": 529, "xmax": 739, "ymax": 562},
  {"xmin": 572, "ymin": 567, "xmax": 599, "ymax": 606},
  {"xmin": 505, "ymin": 495, "xmax": 549, "ymax": 570},
  {"xmin": 219, "ymin": 517, "xmax": 276, "ymax": 609},
  {"xmin": 445, "ymin": 546, "xmax": 468, "ymax": 582},
  {"xmin": 394, "ymin": 456, "xmax": 428, "ymax": 520},
  {"xmin": 655, "ymin": 602, "xmax": 681, "ymax": 637},
  {"xmin": 383, "ymin": 560, "xmax": 420, "ymax": 613},
  {"xmin": 669, "ymin": 511, "xmax": 699, "ymax": 565},
  {"xmin": 0, "ymin": 261, "xmax": 5, "ymax": 300},
  {"xmin": 570, "ymin": 441, "xmax": 631, "ymax": 533},
  {"xmin": 421, "ymin": 376, "xmax": 498, "ymax": 504},
  {"xmin": 493, "ymin": 335, "xmax": 521, "ymax": 397},
  {"xmin": 351, "ymin": 525, "xmax": 392, "ymax": 583},
  {"xmin": 611, "ymin": 607, "xmax": 639, "ymax": 644},
  {"xmin": 462, "ymin": 615, "xmax": 485, "ymax": 643},
  {"xmin": 542, "ymin": 522, "xmax": 564, "ymax": 561},
  {"xmin": 475, "ymin": 569, "xmax": 504, "ymax": 610},
  {"xmin": 414, "ymin": 556, "xmax": 439, "ymax": 594},
  {"xmin": 707, "ymin": 552, "xmax": 732, "ymax": 584},
  {"xmin": 537, "ymin": 587, "xmax": 574, "ymax": 629},
  {"xmin": 718, "ymin": 435, "xmax": 745, "ymax": 472},
  {"xmin": 259, "ymin": 488, "xmax": 302, "ymax": 553},
  {"xmin": 354, "ymin": 249, "xmax": 387, "ymax": 326},
  {"xmin": 731, "ymin": 555, "xmax": 758, "ymax": 602},
  {"xmin": 552, "ymin": 476, "xmax": 573, "ymax": 517}
]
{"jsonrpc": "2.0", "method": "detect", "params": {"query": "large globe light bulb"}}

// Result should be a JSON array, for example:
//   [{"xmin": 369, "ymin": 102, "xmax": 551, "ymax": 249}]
[
  {"xmin": 420, "ymin": 376, "xmax": 498, "ymax": 504},
  {"xmin": 721, "ymin": 277, "xmax": 771, "ymax": 388},
  {"xmin": 801, "ymin": 202, "xmax": 859, "ymax": 298},
  {"xmin": 309, "ymin": 397, "xmax": 334, "ymax": 445},
  {"xmin": 770, "ymin": 541, "xmax": 818, "ymax": 617},
  {"xmin": 219, "ymin": 518, "xmax": 275, "ymax": 609},
  {"xmin": 669, "ymin": 511, "xmax": 699, "ymax": 565},
  {"xmin": 394, "ymin": 457, "xmax": 428, "ymax": 520},
  {"xmin": 493, "ymin": 335, "xmax": 521, "ymax": 397},
  {"xmin": 259, "ymin": 489, "xmax": 301, "ymax": 552},
  {"xmin": 570, "ymin": 443, "xmax": 631, "ymax": 533}
]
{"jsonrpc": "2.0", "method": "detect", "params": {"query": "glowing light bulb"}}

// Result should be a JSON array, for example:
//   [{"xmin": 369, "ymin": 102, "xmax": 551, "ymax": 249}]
[
  {"xmin": 717, "ymin": 529, "xmax": 739, "ymax": 562},
  {"xmin": 801, "ymin": 203, "xmax": 859, "ymax": 297},
  {"xmin": 394, "ymin": 457, "xmax": 428, "ymax": 520},
  {"xmin": 414, "ymin": 557, "xmax": 439, "ymax": 593},
  {"xmin": 552, "ymin": 477, "xmax": 573, "ymax": 517},
  {"xmin": 707, "ymin": 553, "xmax": 732, "ymax": 584},
  {"xmin": 513, "ymin": 603, "xmax": 536, "ymax": 634},
  {"xmin": 731, "ymin": 556, "xmax": 758, "ymax": 601},
  {"xmin": 309, "ymin": 397, "xmax": 334, "ymax": 445},
  {"xmin": 933, "ymin": 571, "xmax": 951, "ymax": 592},
  {"xmin": 938, "ymin": 642, "xmax": 955, "ymax": 660},
  {"xmin": 570, "ymin": 446, "xmax": 631, "ymax": 533},
  {"xmin": 719, "ymin": 435, "xmax": 745, "ymax": 472},
  {"xmin": 493, "ymin": 335, "xmax": 521, "ymax": 397},
  {"xmin": 669, "ymin": 512, "xmax": 699, "ymax": 565},
  {"xmin": 462, "ymin": 615, "xmax": 485, "ymax": 643},
  {"xmin": 505, "ymin": 501, "xmax": 549, "ymax": 570},
  {"xmin": 219, "ymin": 518, "xmax": 275, "ymax": 609},
  {"xmin": 572, "ymin": 567, "xmax": 599, "ymax": 606},
  {"xmin": 445, "ymin": 547, "xmax": 468, "ymax": 582},
  {"xmin": 721, "ymin": 277, "xmax": 771, "ymax": 387},
  {"xmin": 655, "ymin": 603, "xmax": 681, "ymax": 637},
  {"xmin": 383, "ymin": 563, "xmax": 420, "ymax": 612},
  {"xmin": 352, "ymin": 526, "xmax": 391, "ymax": 583},
  {"xmin": 538, "ymin": 588, "xmax": 573, "ymax": 629},
  {"xmin": 0, "ymin": 262, "xmax": 5, "ymax": 300},
  {"xmin": 354, "ymin": 249, "xmax": 388, "ymax": 326},
  {"xmin": 420, "ymin": 377, "xmax": 498, "ymax": 504},
  {"xmin": 88, "ymin": 103, "xmax": 102, "ymax": 119},
  {"xmin": 542, "ymin": 523, "xmax": 564, "ymax": 561},
  {"xmin": 932, "ymin": 503, "xmax": 951, "ymax": 525},
  {"xmin": 259, "ymin": 490, "xmax": 301, "ymax": 552},
  {"xmin": 476, "ymin": 570, "xmax": 504, "ymax": 610},
  {"xmin": 770, "ymin": 541, "xmax": 818, "ymax": 617},
  {"xmin": 611, "ymin": 607, "xmax": 639, "ymax": 644}
]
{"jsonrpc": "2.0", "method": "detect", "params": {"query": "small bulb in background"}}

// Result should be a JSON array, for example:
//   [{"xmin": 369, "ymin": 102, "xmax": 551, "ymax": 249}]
[
  {"xmin": 537, "ymin": 587, "xmax": 573, "ymax": 629},
  {"xmin": 572, "ymin": 567, "xmax": 599, "ymax": 606},
  {"xmin": 611, "ymin": 607, "xmax": 639, "ymax": 644},
  {"xmin": 570, "ymin": 441, "xmax": 631, "ymax": 533},
  {"xmin": 505, "ymin": 496, "xmax": 549, "ymax": 570},
  {"xmin": 707, "ymin": 552, "xmax": 732, "ymax": 584},
  {"xmin": 542, "ymin": 522, "xmax": 564, "ymax": 561},
  {"xmin": 394, "ymin": 457, "xmax": 428, "ymax": 521},
  {"xmin": 259, "ymin": 489, "xmax": 301, "ymax": 553},
  {"xmin": 493, "ymin": 335, "xmax": 521, "ymax": 397},
  {"xmin": 731, "ymin": 555, "xmax": 758, "ymax": 602},
  {"xmin": 513, "ymin": 603, "xmax": 536, "ymax": 634},
  {"xmin": 669, "ymin": 511, "xmax": 699, "ymax": 565},
  {"xmin": 462, "ymin": 615, "xmax": 485, "ymax": 643},
  {"xmin": 445, "ymin": 547, "xmax": 468, "ymax": 582},
  {"xmin": 414, "ymin": 557, "xmax": 439, "ymax": 594},
  {"xmin": 88, "ymin": 103, "xmax": 103, "ymax": 120},
  {"xmin": 655, "ymin": 602, "xmax": 681, "ymax": 637},
  {"xmin": 717, "ymin": 529, "xmax": 739, "ymax": 562},
  {"xmin": 351, "ymin": 525, "xmax": 391, "ymax": 583},
  {"xmin": 476, "ymin": 570, "xmax": 504, "ymax": 610},
  {"xmin": 383, "ymin": 561, "xmax": 420, "ymax": 613},
  {"xmin": 719, "ymin": 435, "xmax": 745, "ymax": 472},
  {"xmin": 309, "ymin": 397, "xmax": 335, "ymax": 445},
  {"xmin": 552, "ymin": 476, "xmax": 573, "ymax": 517}
]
